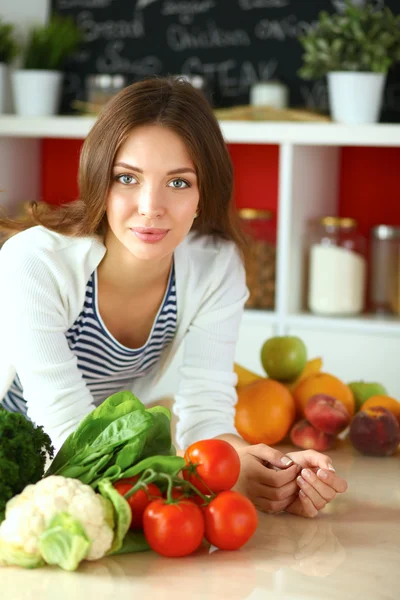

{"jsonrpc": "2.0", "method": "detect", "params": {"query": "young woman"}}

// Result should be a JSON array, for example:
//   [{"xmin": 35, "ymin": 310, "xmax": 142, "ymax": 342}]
[{"xmin": 0, "ymin": 76, "xmax": 347, "ymax": 518}]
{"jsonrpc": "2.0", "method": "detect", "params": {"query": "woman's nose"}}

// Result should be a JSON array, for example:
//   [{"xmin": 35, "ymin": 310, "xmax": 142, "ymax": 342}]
[{"xmin": 137, "ymin": 184, "xmax": 165, "ymax": 219}]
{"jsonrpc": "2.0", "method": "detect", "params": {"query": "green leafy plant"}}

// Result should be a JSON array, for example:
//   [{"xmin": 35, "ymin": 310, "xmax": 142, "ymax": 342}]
[
  {"xmin": 298, "ymin": 1, "xmax": 400, "ymax": 79},
  {"xmin": 45, "ymin": 391, "xmax": 180, "ymax": 487},
  {"xmin": 22, "ymin": 16, "xmax": 82, "ymax": 71},
  {"xmin": 0, "ymin": 407, "xmax": 54, "ymax": 521},
  {"xmin": 0, "ymin": 20, "xmax": 19, "ymax": 64}
]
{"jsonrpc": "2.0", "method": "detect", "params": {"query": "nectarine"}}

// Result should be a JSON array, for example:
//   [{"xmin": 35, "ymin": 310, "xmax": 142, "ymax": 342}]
[
  {"xmin": 290, "ymin": 419, "xmax": 336, "ymax": 451},
  {"xmin": 349, "ymin": 406, "xmax": 400, "ymax": 457},
  {"xmin": 305, "ymin": 394, "xmax": 350, "ymax": 435}
]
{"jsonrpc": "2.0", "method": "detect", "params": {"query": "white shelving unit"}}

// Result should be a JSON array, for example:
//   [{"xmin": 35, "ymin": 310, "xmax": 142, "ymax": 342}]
[{"xmin": 1, "ymin": 117, "xmax": 400, "ymax": 398}]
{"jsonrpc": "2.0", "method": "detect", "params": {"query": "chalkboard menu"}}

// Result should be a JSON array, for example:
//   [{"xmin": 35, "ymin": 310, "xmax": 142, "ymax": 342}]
[{"xmin": 52, "ymin": 0, "xmax": 400, "ymax": 122}]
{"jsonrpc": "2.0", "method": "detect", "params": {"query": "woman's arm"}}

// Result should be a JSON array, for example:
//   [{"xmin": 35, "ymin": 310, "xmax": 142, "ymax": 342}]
[{"xmin": 0, "ymin": 243, "xmax": 96, "ymax": 449}]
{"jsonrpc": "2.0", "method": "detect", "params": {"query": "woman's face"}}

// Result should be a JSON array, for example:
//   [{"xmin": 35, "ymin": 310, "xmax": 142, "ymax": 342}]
[{"xmin": 105, "ymin": 124, "xmax": 200, "ymax": 262}]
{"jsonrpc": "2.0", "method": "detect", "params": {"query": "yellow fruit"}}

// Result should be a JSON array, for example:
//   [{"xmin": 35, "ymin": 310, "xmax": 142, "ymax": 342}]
[
  {"xmin": 234, "ymin": 363, "xmax": 265, "ymax": 388},
  {"xmin": 283, "ymin": 357, "xmax": 323, "ymax": 393}
]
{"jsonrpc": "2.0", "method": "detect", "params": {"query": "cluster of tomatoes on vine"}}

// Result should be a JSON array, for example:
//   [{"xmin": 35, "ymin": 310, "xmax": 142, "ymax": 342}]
[{"xmin": 114, "ymin": 439, "xmax": 258, "ymax": 557}]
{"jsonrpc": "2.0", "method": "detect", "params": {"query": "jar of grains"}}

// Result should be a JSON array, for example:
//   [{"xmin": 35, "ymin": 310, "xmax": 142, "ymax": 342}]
[
  {"xmin": 307, "ymin": 216, "xmax": 367, "ymax": 316},
  {"xmin": 369, "ymin": 225, "xmax": 400, "ymax": 315},
  {"xmin": 239, "ymin": 208, "xmax": 276, "ymax": 309}
]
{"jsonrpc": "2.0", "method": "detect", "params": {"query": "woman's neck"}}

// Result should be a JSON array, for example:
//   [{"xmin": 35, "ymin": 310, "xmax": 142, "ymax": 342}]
[{"xmin": 97, "ymin": 231, "xmax": 173, "ymax": 294}]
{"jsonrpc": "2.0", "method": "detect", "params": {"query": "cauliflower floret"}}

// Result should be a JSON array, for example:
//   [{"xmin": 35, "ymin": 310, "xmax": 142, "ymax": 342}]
[{"xmin": 0, "ymin": 476, "xmax": 114, "ymax": 561}]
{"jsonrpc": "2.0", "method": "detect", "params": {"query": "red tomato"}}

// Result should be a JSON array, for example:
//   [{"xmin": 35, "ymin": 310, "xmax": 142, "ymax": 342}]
[
  {"xmin": 183, "ymin": 439, "xmax": 241, "ymax": 495},
  {"xmin": 114, "ymin": 477, "xmax": 162, "ymax": 530},
  {"xmin": 143, "ymin": 499, "xmax": 205, "ymax": 558},
  {"xmin": 203, "ymin": 491, "xmax": 258, "ymax": 551}
]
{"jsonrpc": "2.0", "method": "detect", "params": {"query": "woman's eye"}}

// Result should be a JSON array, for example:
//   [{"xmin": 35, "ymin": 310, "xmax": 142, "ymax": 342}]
[
  {"xmin": 116, "ymin": 174, "xmax": 136, "ymax": 185},
  {"xmin": 168, "ymin": 178, "xmax": 190, "ymax": 189}
]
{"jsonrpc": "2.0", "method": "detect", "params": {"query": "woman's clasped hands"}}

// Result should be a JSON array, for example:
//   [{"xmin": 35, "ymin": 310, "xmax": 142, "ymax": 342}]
[{"xmin": 235, "ymin": 444, "xmax": 348, "ymax": 518}]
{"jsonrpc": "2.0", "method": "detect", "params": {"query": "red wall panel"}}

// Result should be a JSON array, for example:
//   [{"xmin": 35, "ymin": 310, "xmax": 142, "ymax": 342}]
[{"xmin": 40, "ymin": 139, "xmax": 400, "ymax": 237}]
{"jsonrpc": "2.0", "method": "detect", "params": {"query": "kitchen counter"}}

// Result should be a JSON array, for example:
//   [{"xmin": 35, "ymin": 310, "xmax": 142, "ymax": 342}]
[{"xmin": 3, "ymin": 440, "xmax": 400, "ymax": 600}]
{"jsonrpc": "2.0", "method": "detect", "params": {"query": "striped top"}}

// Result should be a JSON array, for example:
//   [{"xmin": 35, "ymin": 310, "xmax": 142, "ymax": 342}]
[{"xmin": 2, "ymin": 264, "xmax": 177, "ymax": 415}]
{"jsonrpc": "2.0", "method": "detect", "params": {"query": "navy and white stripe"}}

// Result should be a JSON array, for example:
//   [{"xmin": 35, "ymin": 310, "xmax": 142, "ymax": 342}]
[{"xmin": 2, "ymin": 264, "xmax": 177, "ymax": 415}]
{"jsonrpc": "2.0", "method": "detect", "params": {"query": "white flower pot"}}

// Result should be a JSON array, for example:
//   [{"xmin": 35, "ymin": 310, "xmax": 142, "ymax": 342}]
[
  {"xmin": 12, "ymin": 70, "xmax": 63, "ymax": 117},
  {"xmin": 328, "ymin": 71, "xmax": 387, "ymax": 125}
]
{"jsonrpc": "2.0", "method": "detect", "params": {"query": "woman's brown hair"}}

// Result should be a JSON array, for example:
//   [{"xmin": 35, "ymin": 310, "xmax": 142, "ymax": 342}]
[{"xmin": 0, "ymin": 76, "xmax": 248, "ymax": 254}]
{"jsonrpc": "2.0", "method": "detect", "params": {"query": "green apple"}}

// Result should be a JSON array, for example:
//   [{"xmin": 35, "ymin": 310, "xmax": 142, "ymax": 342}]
[
  {"xmin": 348, "ymin": 381, "xmax": 388, "ymax": 412},
  {"xmin": 261, "ymin": 336, "xmax": 307, "ymax": 382}
]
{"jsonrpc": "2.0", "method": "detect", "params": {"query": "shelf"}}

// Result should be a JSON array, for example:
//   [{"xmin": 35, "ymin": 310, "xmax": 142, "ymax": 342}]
[
  {"xmin": 287, "ymin": 312, "xmax": 400, "ymax": 336},
  {"xmin": 1, "ymin": 116, "xmax": 400, "ymax": 146}
]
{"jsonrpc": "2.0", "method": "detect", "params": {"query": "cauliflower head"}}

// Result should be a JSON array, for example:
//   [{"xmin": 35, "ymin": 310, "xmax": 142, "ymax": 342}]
[{"xmin": 0, "ymin": 476, "xmax": 114, "ymax": 561}]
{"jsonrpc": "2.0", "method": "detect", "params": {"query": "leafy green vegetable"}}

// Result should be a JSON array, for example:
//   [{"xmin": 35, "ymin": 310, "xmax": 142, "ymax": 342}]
[
  {"xmin": 121, "ymin": 455, "xmax": 185, "ymax": 480},
  {"xmin": 110, "ymin": 530, "xmax": 150, "ymax": 556},
  {"xmin": 38, "ymin": 513, "xmax": 90, "ymax": 572},
  {"xmin": 0, "ymin": 407, "xmax": 54, "ymax": 520},
  {"xmin": 45, "ymin": 391, "xmax": 178, "ymax": 489},
  {"xmin": 98, "ymin": 479, "xmax": 131, "ymax": 556},
  {"xmin": 48, "ymin": 391, "xmax": 144, "ymax": 474}
]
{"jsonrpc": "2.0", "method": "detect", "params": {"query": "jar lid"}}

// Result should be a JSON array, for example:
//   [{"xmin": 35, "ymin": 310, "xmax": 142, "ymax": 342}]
[
  {"xmin": 371, "ymin": 225, "xmax": 400, "ymax": 240},
  {"xmin": 339, "ymin": 217, "xmax": 358, "ymax": 229},
  {"xmin": 239, "ymin": 208, "xmax": 274, "ymax": 220},
  {"xmin": 319, "ymin": 216, "xmax": 357, "ymax": 228}
]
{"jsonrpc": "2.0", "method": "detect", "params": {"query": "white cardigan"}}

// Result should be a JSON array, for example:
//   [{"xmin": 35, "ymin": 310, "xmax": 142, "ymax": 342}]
[{"xmin": 0, "ymin": 226, "xmax": 248, "ymax": 450}]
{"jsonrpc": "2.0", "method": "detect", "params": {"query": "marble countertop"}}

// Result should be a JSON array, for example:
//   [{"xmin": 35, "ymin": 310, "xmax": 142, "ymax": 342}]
[{"xmin": 3, "ymin": 440, "xmax": 400, "ymax": 600}]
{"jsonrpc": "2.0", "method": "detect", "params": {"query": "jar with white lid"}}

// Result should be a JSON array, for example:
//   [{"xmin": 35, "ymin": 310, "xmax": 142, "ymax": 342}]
[{"xmin": 307, "ymin": 217, "xmax": 367, "ymax": 316}]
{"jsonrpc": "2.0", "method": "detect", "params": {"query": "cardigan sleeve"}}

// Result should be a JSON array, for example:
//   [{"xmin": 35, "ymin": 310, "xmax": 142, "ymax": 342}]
[
  {"xmin": 0, "ymin": 243, "xmax": 96, "ymax": 450},
  {"xmin": 173, "ymin": 243, "xmax": 249, "ymax": 449}
]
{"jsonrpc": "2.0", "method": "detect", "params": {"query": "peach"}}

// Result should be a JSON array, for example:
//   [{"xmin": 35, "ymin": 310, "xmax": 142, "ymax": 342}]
[
  {"xmin": 349, "ymin": 406, "xmax": 400, "ymax": 457},
  {"xmin": 290, "ymin": 419, "xmax": 336, "ymax": 452},
  {"xmin": 304, "ymin": 394, "xmax": 351, "ymax": 435}
]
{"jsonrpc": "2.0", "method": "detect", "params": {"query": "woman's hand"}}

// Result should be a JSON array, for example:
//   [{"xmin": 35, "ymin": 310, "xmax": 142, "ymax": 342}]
[
  {"xmin": 283, "ymin": 449, "xmax": 348, "ymax": 518},
  {"xmin": 214, "ymin": 435, "xmax": 348, "ymax": 518},
  {"xmin": 233, "ymin": 444, "xmax": 302, "ymax": 513}
]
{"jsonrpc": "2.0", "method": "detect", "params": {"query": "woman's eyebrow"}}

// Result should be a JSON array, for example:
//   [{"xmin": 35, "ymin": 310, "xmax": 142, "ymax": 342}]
[{"xmin": 113, "ymin": 162, "xmax": 196, "ymax": 176}]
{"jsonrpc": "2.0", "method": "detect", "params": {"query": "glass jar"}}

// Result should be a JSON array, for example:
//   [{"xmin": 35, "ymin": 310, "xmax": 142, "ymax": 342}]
[
  {"xmin": 86, "ymin": 74, "xmax": 126, "ymax": 108},
  {"xmin": 307, "ymin": 216, "xmax": 367, "ymax": 316},
  {"xmin": 239, "ymin": 208, "xmax": 276, "ymax": 309},
  {"xmin": 369, "ymin": 225, "xmax": 400, "ymax": 315}
]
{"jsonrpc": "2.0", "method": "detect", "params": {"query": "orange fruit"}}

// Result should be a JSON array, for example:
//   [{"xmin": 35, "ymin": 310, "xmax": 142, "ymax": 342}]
[
  {"xmin": 293, "ymin": 372, "xmax": 355, "ymax": 418},
  {"xmin": 235, "ymin": 379, "xmax": 296, "ymax": 445},
  {"xmin": 361, "ymin": 395, "xmax": 400, "ymax": 425}
]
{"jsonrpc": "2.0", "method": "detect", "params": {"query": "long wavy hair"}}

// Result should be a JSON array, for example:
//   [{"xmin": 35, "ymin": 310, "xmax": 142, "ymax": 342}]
[{"xmin": 0, "ymin": 76, "xmax": 248, "ymax": 254}]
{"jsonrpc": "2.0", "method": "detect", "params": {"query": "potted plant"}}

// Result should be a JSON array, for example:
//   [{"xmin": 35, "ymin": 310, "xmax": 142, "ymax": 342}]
[
  {"xmin": 0, "ymin": 20, "xmax": 19, "ymax": 114},
  {"xmin": 298, "ymin": 1, "xmax": 400, "ymax": 124},
  {"xmin": 12, "ymin": 16, "xmax": 82, "ymax": 117}
]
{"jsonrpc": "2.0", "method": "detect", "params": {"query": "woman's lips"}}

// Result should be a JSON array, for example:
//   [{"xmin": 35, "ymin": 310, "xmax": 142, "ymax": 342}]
[{"xmin": 130, "ymin": 227, "xmax": 169, "ymax": 243}]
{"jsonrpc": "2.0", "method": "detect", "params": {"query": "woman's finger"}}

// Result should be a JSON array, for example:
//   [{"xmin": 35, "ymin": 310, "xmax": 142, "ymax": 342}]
[
  {"xmin": 250, "ymin": 459, "xmax": 301, "ymax": 488},
  {"xmin": 287, "ymin": 449, "xmax": 335, "ymax": 472},
  {"xmin": 297, "ymin": 470, "xmax": 335, "ymax": 510},
  {"xmin": 316, "ymin": 469, "xmax": 348, "ymax": 493},
  {"xmin": 298, "ymin": 490, "xmax": 319, "ymax": 518},
  {"xmin": 248, "ymin": 444, "xmax": 299, "ymax": 469},
  {"xmin": 254, "ymin": 493, "xmax": 298, "ymax": 514},
  {"xmin": 251, "ymin": 478, "xmax": 300, "ymax": 502}
]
